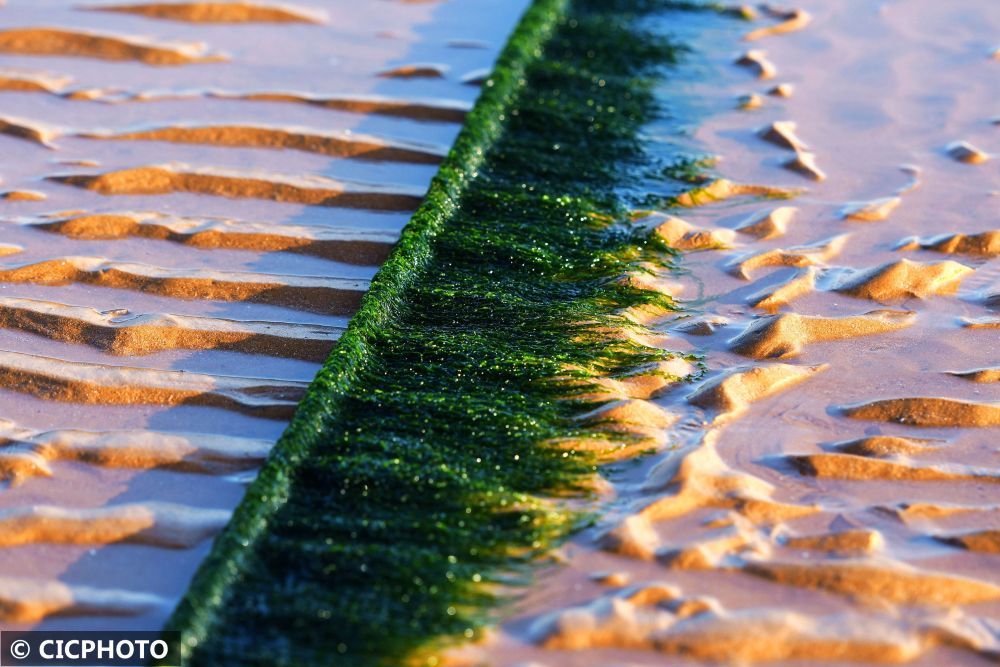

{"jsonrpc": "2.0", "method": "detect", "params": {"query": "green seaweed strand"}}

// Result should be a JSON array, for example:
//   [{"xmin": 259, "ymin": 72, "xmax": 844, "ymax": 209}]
[{"xmin": 167, "ymin": 0, "xmax": 695, "ymax": 665}]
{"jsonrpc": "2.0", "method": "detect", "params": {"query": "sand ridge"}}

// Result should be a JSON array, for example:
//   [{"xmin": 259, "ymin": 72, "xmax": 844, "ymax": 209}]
[
  {"xmin": 0, "ymin": 27, "xmax": 224, "ymax": 65},
  {"xmin": 0, "ymin": 502, "xmax": 230, "ymax": 548},
  {"xmin": 0, "ymin": 348, "xmax": 308, "ymax": 417},
  {"xmin": 16, "ymin": 210, "xmax": 399, "ymax": 264},
  {"xmin": 80, "ymin": 1, "xmax": 327, "ymax": 24},
  {"xmin": 0, "ymin": 420, "xmax": 272, "ymax": 484},
  {"xmin": 0, "ymin": 576, "xmax": 165, "ymax": 623},
  {"xmin": 0, "ymin": 256, "xmax": 369, "ymax": 313},
  {"xmin": 82, "ymin": 123, "xmax": 447, "ymax": 163},
  {"xmin": 728, "ymin": 310, "xmax": 915, "ymax": 359},
  {"xmin": 0, "ymin": 296, "xmax": 343, "ymax": 359},
  {"xmin": 896, "ymin": 231, "xmax": 1000, "ymax": 257},
  {"xmin": 49, "ymin": 164, "xmax": 427, "ymax": 211},
  {"xmin": 725, "ymin": 233, "xmax": 848, "ymax": 279}
]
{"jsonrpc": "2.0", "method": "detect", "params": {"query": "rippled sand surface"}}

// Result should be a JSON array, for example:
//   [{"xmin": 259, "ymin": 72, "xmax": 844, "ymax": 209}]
[
  {"xmin": 463, "ymin": 2, "xmax": 1000, "ymax": 665},
  {"xmin": 0, "ymin": 0, "xmax": 527, "ymax": 631}
]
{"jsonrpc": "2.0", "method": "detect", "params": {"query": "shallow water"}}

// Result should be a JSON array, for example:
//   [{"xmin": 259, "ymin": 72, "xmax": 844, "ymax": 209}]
[
  {"xmin": 0, "ymin": 0, "xmax": 529, "ymax": 631},
  {"xmin": 467, "ymin": 2, "xmax": 1000, "ymax": 665}
]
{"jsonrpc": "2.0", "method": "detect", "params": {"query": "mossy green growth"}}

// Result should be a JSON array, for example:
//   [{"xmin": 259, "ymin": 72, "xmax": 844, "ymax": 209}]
[{"xmin": 167, "ymin": 0, "xmax": 697, "ymax": 665}]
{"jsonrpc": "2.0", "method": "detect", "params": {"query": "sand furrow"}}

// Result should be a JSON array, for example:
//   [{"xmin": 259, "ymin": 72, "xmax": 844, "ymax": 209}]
[
  {"xmin": 0, "ymin": 349, "xmax": 307, "ymax": 417},
  {"xmin": 17, "ymin": 211, "xmax": 398, "ymax": 264},
  {"xmin": 0, "ymin": 576, "xmax": 165, "ymax": 623},
  {"xmin": 842, "ymin": 397, "xmax": 1000, "ymax": 427},
  {"xmin": 82, "ymin": 1, "xmax": 326, "ymax": 24},
  {"xmin": 0, "ymin": 256, "xmax": 368, "ymax": 313},
  {"xmin": 49, "ymin": 164, "xmax": 425, "ymax": 211},
  {"xmin": 0, "ymin": 421, "xmax": 271, "ymax": 484},
  {"xmin": 0, "ymin": 296, "xmax": 342, "ymax": 359},
  {"xmin": 0, "ymin": 27, "xmax": 223, "ymax": 65},
  {"xmin": 82, "ymin": 124, "xmax": 447, "ymax": 164},
  {"xmin": 0, "ymin": 502, "xmax": 230, "ymax": 548},
  {"xmin": 728, "ymin": 310, "xmax": 914, "ymax": 359}
]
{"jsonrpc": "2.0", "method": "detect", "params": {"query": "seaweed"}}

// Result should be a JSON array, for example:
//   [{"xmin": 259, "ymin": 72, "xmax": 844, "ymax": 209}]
[{"xmin": 167, "ymin": 0, "xmax": 703, "ymax": 664}]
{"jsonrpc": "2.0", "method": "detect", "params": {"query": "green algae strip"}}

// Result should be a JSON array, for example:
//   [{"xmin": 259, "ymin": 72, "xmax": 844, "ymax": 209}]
[{"xmin": 167, "ymin": 0, "xmax": 701, "ymax": 664}]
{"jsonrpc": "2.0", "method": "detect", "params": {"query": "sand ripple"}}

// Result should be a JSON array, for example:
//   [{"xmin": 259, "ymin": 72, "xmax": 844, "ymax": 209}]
[
  {"xmin": 0, "ymin": 256, "xmax": 368, "ymax": 313},
  {"xmin": 0, "ymin": 420, "xmax": 271, "ymax": 484},
  {"xmin": 946, "ymin": 141, "xmax": 990, "ymax": 164},
  {"xmin": 897, "ymin": 230, "xmax": 1000, "ymax": 257},
  {"xmin": 640, "ymin": 212, "xmax": 735, "ymax": 250},
  {"xmin": 840, "ymin": 196, "xmax": 902, "ymax": 222},
  {"xmin": 0, "ymin": 296, "xmax": 341, "ymax": 360},
  {"xmin": 528, "ymin": 584, "xmax": 996, "ymax": 663},
  {"xmin": 744, "ymin": 560, "xmax": 1000, "ymax": 605},
  {"xmin": 842, "ymin": 397, "xmax": 1000, "ymax": 427},
  {"xmin": 0, "ymin": 502, "xmax": 230, "ymax": 548},
  {"xmin": 744, "ymin": 8, "xmax": 811, "ymax": 41},
  {"xmin": 0, "ymin": 27, "xmax": 223, "ymax": 65},
  {"xmin": 49, "ymin": 164, "xmax": 425, "ymax": 210},
  {"xmin": 734, "ymin": 206, "xmax": 796, "ymax": 239},
  {"xmin": 729, "ymin": 310, "xmax": 914, "ymax": 359},
  {"xmin": 946, "ymin": 367, "xmax": 1000, "ymax": 383},
  {"xmin": 0, "ymin": 349, "xmax": 307, "ymax": 417},
  {"xmin": 727, "ymin": 234, "xmax": 847, "ymax": 279},
  {"xmin": 785, "ymin": 452, "xmax": 998, "ymax": 483},
  {"xmin": 20, "ymin": 210, "xmax": 398, "ymax": 264},
  {"xmin": 688, "ymin": 363, "xmax": 826, "ymax": 418},
  {"xmin": 936, "ymin": 531, "xmax": 1000, "ymax": 554},
  {"xmin": 84, "ymin": 2, "xmax": 326, "ymax": 24},
  {"xmin": 831, "ymin": 259, "xmax": 973, "ymax": 301},
  {"xmin": 736, "ymin": 49, "xmax": 777, "ymax": 79},
  {"xmin": 84, "ymin": 124, "xmax": 447, "ymax": 163},
  {"xmin": 0, "ymin": 576, "xmax": 164, "ymax": 623},
  {"xmin": 0, "ymin": 67, "xmax": 71, "ymax": 93},
  {"xmin": 675, "ymin": 178, "xmax": 800, "ymax": 206}
]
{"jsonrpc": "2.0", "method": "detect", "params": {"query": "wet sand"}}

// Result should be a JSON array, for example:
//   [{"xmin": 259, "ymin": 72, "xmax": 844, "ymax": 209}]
[
  {"xmin": 461, "ymin": 1, "xmax": 1000, "ymax": 665},
  {"xmin": 0, "ymin": 0, "xmax": 528, "ymax": 632}
]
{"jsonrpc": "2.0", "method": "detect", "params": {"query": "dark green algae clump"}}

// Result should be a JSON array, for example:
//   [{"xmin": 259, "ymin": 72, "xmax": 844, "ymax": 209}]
[{"xmin": 168, "ymin": 0, "xmax": 714, "ymax": 665}]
